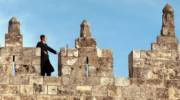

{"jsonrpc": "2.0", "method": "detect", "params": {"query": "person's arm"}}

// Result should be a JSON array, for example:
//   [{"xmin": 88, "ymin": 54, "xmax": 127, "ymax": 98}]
[
  {"xmin": 36, "ymin": 42, "xmax": 41, "ymax": 48},
  {"xmin": 46, "ymin": 44, "xmax": 57, "ymax": 54}
]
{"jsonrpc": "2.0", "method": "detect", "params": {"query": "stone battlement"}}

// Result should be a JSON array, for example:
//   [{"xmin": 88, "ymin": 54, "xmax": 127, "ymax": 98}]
[{"xmin": 0, "ymin": 3, "xmax": 180, "ymax": 100}]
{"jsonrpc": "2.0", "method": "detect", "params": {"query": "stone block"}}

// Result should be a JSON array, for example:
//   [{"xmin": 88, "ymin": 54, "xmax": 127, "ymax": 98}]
[
  {"xmin": 5, "ymin": 32, "xmax": 23, "ymax": 48},
  {"xmin": 168, "ymin": 86, "xmax": 180, "ymax": 99},
  {"xmin": 43, "ymin": 77, "xmax": 62, "ymax": 85},
  {"xmin": 32, "ymin": 56, "xmax": 40, "ymax": 65},
  {"xmin": 60, "ymin": 48, "xmax": 78, "ymax": 57},
  {"xmin": 0, "ymin": 56, "xmax": 12, "ymax": 65},
  {"xmin": 121, "ymin": 85, "xmax": 141, "ymax": 98},
  {"xmin": 60, "ymin": 57, "xmax": 78, "ymax": 66},
  {"xmin": 20, "ymin": 96, "xmax": 36, "ymax": 100},
  {"xmin": 96, "ymin": 69, "xmax": 113, "ymax": 77},
  {"xmin": 0, "ymin": 47, "xmax": 23, "ymax": 56},
  {"xmin": 98, "ymin": 57, "xmax": 113, "ymax": 70},
  {"xmin": 115, "ymin": 77, "xmax": 130, "ymax": 86},
  {"xmin": 15, "ymin": 56, "xmax": 23, "ymax": 64},
  {"xmin": 132, "ymin": 50, "xmax": 141, "ymax": 59},
  {"xmin": 29, "ymin": 76, "xmax": 43, "ymax": 84},
  {"xmin": 141, "ymin": 50, "xmax": 172, "ymax": 59},
  {"xmin": 15, "ymin": 64, "xmax": 40, "ymax": 76},
  {"xmin": 76, "ymin": 86, "xmax": 92, "ymax": 91},
  {"xmin": 100, "ymin": 77, "xmax": 114, "ymax": 86},
  {"xmin": 145, "ymin": 79, "xmax": 164, "ymax": 87},
  {"xmin": 32, "ymin": 64, "xmax": 41, "ymax": 75},
  {"xmin": 0, "ymin": 48, "xmax": 10, "ymax": 56},
  {"xmin": 9, "ymin": 76, "xmax": 29, "ymax": 85},
  {"xmin": 88, "ymin": 66, "xmax": 98, "ymax": 77},
  {"xmin": 0, "ymin": 75, "xmax": 9, "ymax": 84},
  {"xmin": 61, "ymin": 66, "xmax": 72, "ymax": 76},
  {"xmin": 132, "ymin": 58, "xmax": 145, "ymax": 68},
  {"xmin": 101, "ymin": 49, "xmax": 113, "ymax": 58},
  {"xmin": 20, "ymin": 85, "xmax": 34, "ymax": 95},
  {"xmin": 34, "ymin": 48, "xmax": 41, "ymax": 56},
  {"xmin": 92, "ymin": 86, "xmax": 107, "ymax": 96},
  {"xmin": 57, "ymin": 85, "xmax": 76, "ymax": 96},
  {"xmin": 107, "ymin": 85, "xmax": 122, "ymax": 97},
  {"xmin": 48, "ymin": 86, "xmax": 57, "ymax": 95},
  {"xmin": 50, "ymin": 96, "xmax": 69, "ymax": 100},
  {"xmin": 37, "ymin": 96, "xmax": 50, "ymax": 100},
  {"xmin": 75, "ymin": 37, "xmax": 96, "ymax": 48},
  {"xmin": 2, "ymin": 96, "xmax": 20, "ymax": 100},
  {"xmin": 78, "ymin": 47, "xmax": 97, "ymax": 57},
  {"xmin": 97, "ymin": 48, "xmax": 113, "ymax": 59},
  {"xmin": 33, "ymin": 84, "xmax": 47, "ymax": 94},
  {"xmin": 156, "ymin": 88, "xmax": 168, "ymax": 98},
  {"xmin": 37, "ymin": 95, "xmax": 51, "ymax": 100},
  {"xmin": 23, "ymin": 48, "xmax": 34, "ymax": 56},
  {"xmin": 0, "ymin": 64, "xmax": 13, "ymax": 76},
  {"xmin": 70, "ymin": 77, "xmax": 100, "ymax": 85},
  {"xmin": 0, "ymin": 85, "xmax": 19, "ymax": 94},
  {"xmin": 156, "ymin": 36, "xmax": 178, "ymax": 44},
  {"xmin": 22, "ymin": 56, "xmax": 32, "ymax": 65},
  {"xmin": 76, "ymin": 86, "xmax": 92, "ymax": 96},
  {"xmin": 61, "ymin": 76, "xmax": 70, "ymax": 85}
]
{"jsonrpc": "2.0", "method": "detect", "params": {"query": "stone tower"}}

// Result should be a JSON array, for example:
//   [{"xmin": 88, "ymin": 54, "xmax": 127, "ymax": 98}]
[
  {"xmin": 0, "ymin": 17, "xmax": 41, "ymax": 76},
  {"xmin": 5, "ymin": 17, "xmax": 23, "ymax": 47},
  {"xmin": 129, "ymin": 3, "xmax": 179, "ymax": 79},
  {"xmin": 59, "ymin": 20, "xmax": 113, "ymax": 78},
  {"xmin": 129, "ymin": 4, "xmax": 180, "ymax": 99}
]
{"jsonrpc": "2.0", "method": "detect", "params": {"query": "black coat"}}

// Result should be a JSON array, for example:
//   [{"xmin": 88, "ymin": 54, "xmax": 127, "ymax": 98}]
[{"xmin": 36, "ymin": 41, "xmax": 57, "ymax": 73}]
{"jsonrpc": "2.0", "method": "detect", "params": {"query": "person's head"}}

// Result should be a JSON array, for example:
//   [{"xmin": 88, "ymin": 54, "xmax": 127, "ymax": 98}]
[{"xmin": 40, "ymin": 34, "xmax": 47, "ymax": 43}]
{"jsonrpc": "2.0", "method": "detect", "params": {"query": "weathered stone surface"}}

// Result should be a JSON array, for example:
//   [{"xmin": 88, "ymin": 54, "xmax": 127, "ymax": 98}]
[
  {"xmin": 100, "ymin": 77, "xmax": 114, "ymax": 86},
  {"xmin": 0, "ymin": 75, "xmax": 9, "ymax": 84},
  {"xmin": 107, "ymin": 85, "xmax": 122, "ymax": 97},
  {"xmin": 43, "ymin": 77, "xmax": 61, "ymax": 85},
  {"xmin": 0, "ymin": 4, "xmax": 180, "ymax": 100},
  {"xmin": 75, "ymin": 37, "xmax": 97, "ymax": 48},
  {"xmin": 92, "ymin": 86, "xmax": 107, "ymax": 96},
  {"xmin": 2, "ymin": 96, "xmax": 20, "ymax": 100},
  {"xmin": 29, "ymin": 76, "xmax": 43, "ymax": 84},
  {"xmin": 20, "ymin": 85, "xmax": 33, "ymax": 95},
  {"xmin": 161, "ymin": 4, "xmax": 175, "ymax": 36},
  {"xmin": 48, "ymin": 86, "xmax": 58, "ymax": 95},
  {"xmin": 37, "ymin": 96, "xmax": 50, "ymax": 100},
  {"xmin": 60, "ymin": 48, "xmax": 78, "ymax": 57},
  {"xmin": 9, "ymin": 76, "xmax": 29, "ymax": 85},
  {"xmin": 33, "ymin": 83, "xmax": 47, "ymax": 94},
  {"xmin": 115, "ymin": 77, "xmax": 130, "ymax": 86},
  {"xmin": 0, "ymin": 85, "xmax": 19, "ymax": 94},
  {"xmin": 57, "ymin": 85, "xmax": 76, "ymax": 96},
  {"xmin": 20, "ymin": 96, "xmax": 36, "ymax": 100}
]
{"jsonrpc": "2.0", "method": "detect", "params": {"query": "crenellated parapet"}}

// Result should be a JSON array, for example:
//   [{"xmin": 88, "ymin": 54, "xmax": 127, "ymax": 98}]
[
  {"xmin": 129, "ymin": 4, "xmax": 180, "ymax": 99},
  {"xmin": 59, "ymin": 20, "xmax": 113, "ymax": 78},
  {"xmin": 0, "ymin": 17, "xmax": 41, "ymax": 76},
  {"xmin": 0, "ymin": 3, "xmax": 180, "ymax": 100}
]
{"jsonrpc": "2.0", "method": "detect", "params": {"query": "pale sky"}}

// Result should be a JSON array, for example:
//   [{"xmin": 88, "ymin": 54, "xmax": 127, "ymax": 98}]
[{"xmin": 0, "ymin": 0, "xmax": 180, "ymax": 77}]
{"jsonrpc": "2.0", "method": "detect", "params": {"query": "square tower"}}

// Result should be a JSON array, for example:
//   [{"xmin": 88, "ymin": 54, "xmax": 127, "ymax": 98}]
[
  {"xmin": 58, "ymin": 20, "xmax": 113, "ymax": 78},
  {"xmin": 0, "ymin": 17, "xmax": 41, "ymax": 76}
]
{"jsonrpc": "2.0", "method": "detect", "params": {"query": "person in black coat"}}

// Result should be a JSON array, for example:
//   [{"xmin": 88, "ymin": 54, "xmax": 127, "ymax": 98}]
[{"xmin": 36, "ymin": 34, "xmax": 57, "ymax": 76}]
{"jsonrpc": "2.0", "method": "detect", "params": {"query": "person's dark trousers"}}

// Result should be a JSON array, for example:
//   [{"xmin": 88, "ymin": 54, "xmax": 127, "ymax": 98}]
[
  {"xmin": 41, "ymin": 71, "xmax": 51, "ymax": 76},
  {"xmin": 41, "ymin": 69, "xmax": 46, "ymax": 76},
  {"xmin": 46, "ymin": 73, "xmax": 51, "ymax": 76}
]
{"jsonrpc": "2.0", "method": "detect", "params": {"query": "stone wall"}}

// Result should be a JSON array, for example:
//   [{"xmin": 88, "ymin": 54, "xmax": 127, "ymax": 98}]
[
  {"xmin": 128, "ymin": 4, "xmax": 180, "ymax": 99},
  {"xmin": 0, "ymin": 17, "xmax": 41, "ymax": 76},
  {"xmin": 0, "ymin": 75, "xmax": 169, "ymax": 100},
  {"xmin": 0, "ymin": 4, "xmax": 179, "ymax": 100},
  {"xmin": 58, "ymin": 20, "xmax": 113, "ymax": 78}
]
